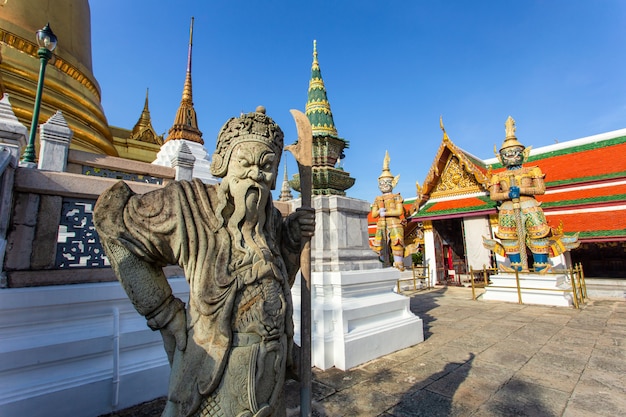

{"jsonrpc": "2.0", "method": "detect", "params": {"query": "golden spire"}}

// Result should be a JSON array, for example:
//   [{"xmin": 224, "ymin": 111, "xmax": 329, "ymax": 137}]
[
  {"xmin": 129, "ymin": 88, "xmax": 163, "ymax": 144},
  {"xmin": 164, "ymin": 17, "xmax": 203, "ymax": 144}
]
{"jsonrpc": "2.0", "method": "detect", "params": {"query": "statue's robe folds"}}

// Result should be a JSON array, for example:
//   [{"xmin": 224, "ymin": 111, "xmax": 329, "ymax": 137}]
[{"xmin": 94, "ymin": 179, "xmax": 302, "ymax": 417}]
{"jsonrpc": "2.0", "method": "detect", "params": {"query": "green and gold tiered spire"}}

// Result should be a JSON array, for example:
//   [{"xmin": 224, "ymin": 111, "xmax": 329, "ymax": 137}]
[
  {"xmin": 306, "ymin": 40, "xmax": 339, "ymax": 139},
  {"xmin": 293, "ymin": 40, "xmax": 354, "ymax": 196}
]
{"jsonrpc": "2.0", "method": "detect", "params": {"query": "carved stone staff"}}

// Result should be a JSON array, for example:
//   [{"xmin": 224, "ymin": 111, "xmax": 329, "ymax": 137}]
[
  {"xmin": 285, "ymin": 109, "xmax": 313, "ymax": 417},
  {"xmin": 508, "ymin": 172, "xmax": 529, "ymax": 271}
]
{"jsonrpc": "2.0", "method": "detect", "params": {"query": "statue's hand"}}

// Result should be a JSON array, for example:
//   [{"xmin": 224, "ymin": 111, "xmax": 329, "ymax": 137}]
[
  {"xmin": 160, "ymin": 308, "xmax": 187, "ymax": 363},
  {"xmin": 379, "ymin": 208, "xmax": 386, "ymax": 217},
  {"xmin": 289, "ymin": 207, "xmax": 316, "ymax": 238},
  {"xmin": 508, "ymin": 186, "xmax": 520, "ymax": 199}
]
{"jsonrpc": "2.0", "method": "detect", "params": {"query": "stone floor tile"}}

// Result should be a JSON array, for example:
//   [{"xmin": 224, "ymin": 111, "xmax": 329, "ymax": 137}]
[
  {"xmin": 394, "ymin": 355, "xmax": 463, "ymax": 382},
  {"xmin": 385, "ymin": 389, "xmax": 475, "ymax": 417},
  {"xmin": 356, "ymin": 356, "xmax": 403, "ymax": 374},
  {"xmin": 516, "ymin": 363, "xmax": 581, "ymax": 393},
  {"xmin": 595, "ymin": 329, "xmax": 626, "ymax": 347},
  {"xmin": 478, "ymin": 343, "xmax": 534, "ymax": 370},
  {"xmin": 316, "ymin": 383, "xmax": 400, "ymax": 417},
  {"xmin": 383, "ymin": 343, "xmax": 431, "ymax": 363},
  {"xmin": 312, "ymin": 366, "xmax": 373, "ymax": 391},
  {"xmin": 426, "ymin": 361, "xmax": 512, "ymax": 402},
  {"xmin": 587, "ymin": 353, "xmax": 626, "ymax": 374},
  {"xmin": 561, "ymin": 407, "xmax": 601, "ymax": 417},
  {"xmin": 564, "ymin": 383, "xmax": 626, "ymax": 417},
  {"xmin": 476, "ymin": 377, "xmax": 569, "ymax": 417},
  {"xmin": 532, "ymin": 347, "xmax": 592, "ymax": 373},
  {"xmin": 445, "ymin": 334, "xmax": 499, "ymax": 353},
  {"xmin": 366, "ymin": 368, "xmax": 434, "ymax": 397}
]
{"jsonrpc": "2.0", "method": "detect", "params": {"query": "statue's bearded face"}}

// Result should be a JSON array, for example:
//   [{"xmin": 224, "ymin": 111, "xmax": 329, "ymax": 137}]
[
  {"xmin": 220, "ymin": 142, "xmax": 279, "ymax": 264},
  {"xmin": 225, "ymin": 142, "xmax": 278, "ymax": 197},
  {"xmin": 500, "ymin": 146, "xmax": 524, "ymax": 168}
]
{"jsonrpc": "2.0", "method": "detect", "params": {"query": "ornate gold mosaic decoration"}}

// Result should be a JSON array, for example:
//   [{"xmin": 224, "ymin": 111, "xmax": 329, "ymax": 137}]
[{"xmin": 432, "ymin": 155, "xmax": 483, "ymax": 197}]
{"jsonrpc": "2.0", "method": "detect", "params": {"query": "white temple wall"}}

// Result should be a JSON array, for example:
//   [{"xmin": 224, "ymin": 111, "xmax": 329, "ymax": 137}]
[{"xmin": 423, "ymin": 223, "xmax": 437, "ymax": 287}]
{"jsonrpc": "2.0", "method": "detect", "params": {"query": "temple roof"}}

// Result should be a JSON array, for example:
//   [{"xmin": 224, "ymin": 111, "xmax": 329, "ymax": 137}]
[
  {"xmin": 164, "ymin": 17, "xmax": 203, "ymax": 145},
  {"xmin": 305, "ymin": 40, "xmax": 345, "ymax": 143},
  {"xmin": 411, "ymin": 126, "xmax": 626, "ymax": 241},
  {"xmin": 129, "ymin": 89, "xmax": 163, "ymax": 145},
  {"xmin": 415, "ymin": 118, "xmax": 490, "ymax": 206}
]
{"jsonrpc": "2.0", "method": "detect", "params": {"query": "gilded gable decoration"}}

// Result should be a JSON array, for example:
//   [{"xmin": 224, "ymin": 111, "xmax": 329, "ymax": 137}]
[
  {"xmin": 433, "ymin": 155, "xmax": 483, "ymax": 197},
  {"xmin": 417, "ymin": 118, "xmax": 489, "ymax": 206}
]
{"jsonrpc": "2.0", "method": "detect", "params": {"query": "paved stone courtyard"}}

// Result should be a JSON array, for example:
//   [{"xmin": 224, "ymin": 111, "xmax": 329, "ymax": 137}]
[{"xmin": 103, "ymin": 286, "xmax": 626, "ymax": 417}]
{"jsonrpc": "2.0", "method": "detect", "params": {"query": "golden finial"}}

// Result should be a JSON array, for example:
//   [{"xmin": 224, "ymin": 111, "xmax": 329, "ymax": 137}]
[
  {"xmin": 505, "ymin": 116, "xmax": 516, "ymax": 138},
  {"xmin": 379, "ymin": 151, "xmax": 393, "ymax": 178},
  {"xmin": 379, "ymin": 150, "xmax": 400, "ymax": 189},
  {"xmin": 499, "ymin": 115, "xmax": 525, "ymax": 152},
  {"xmin": 440, "ymin": 116, "xmax": 450, "ymax": 142},
  {"xmin": 313, "ymin": 39, "xmax": 318, "ymax": 65}
]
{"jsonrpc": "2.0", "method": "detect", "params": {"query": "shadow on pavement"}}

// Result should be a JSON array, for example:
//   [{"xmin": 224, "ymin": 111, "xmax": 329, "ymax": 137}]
[{"xmin": 409, "ymin": 287, "xmax": 449, "ymax": 340}]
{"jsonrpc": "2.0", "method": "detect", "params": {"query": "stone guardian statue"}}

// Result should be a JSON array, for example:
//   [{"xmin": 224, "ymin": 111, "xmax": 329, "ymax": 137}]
[{"xmin": 94, "ymin": 106, "xmax": 315, "ymax": 417}]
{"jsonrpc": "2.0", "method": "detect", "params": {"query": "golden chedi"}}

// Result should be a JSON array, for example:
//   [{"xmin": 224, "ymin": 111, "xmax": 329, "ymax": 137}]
[{"xmin": 0, "ymin": 0, "xmax": 117, "ymax": 156}]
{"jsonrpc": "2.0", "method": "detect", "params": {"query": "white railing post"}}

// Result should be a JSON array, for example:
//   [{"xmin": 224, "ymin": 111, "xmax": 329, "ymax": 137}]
[{"xmin": 37, "ymin": 111, "xmax": 73, "ymax": 172}]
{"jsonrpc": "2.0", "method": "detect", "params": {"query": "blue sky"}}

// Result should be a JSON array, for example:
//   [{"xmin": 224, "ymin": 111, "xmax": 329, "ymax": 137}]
[{"xmin": 89, "ymin": 1, "xmax": 626, "ymax": 203}]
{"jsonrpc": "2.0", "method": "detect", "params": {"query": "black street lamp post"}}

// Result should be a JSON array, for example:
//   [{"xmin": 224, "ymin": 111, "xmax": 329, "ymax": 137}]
[{"xmin": 21, "ymin": 23, "xmax": 57, "ymax": 166}]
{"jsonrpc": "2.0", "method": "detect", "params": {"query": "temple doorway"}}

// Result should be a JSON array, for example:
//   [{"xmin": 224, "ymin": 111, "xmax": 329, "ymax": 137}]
[{"xmin": 432, "ymin": 217, "xmax": 467, "ymax": 285}]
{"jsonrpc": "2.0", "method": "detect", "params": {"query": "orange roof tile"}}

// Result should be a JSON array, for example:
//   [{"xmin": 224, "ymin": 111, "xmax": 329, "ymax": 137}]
[
  {"xmin": 546, "ymin": 210, "xmax": 626, "ymax": 239},
  {"xmin": 538, "ymin": 182, "xmax": 626, "ymax": 204}
]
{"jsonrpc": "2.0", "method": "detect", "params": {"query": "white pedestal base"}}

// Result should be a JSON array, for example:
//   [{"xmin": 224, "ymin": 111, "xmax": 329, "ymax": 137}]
[
  {"xmin": 0, "ymin": 278, "xmax": 189, "ymax": 417},
  {"xmin": 292, "ymin": 268, "xmax": 424, "ymax": 371},
  {"xmin": 482, "ymin": 273, "xmax": 574, "ymax": 307}
]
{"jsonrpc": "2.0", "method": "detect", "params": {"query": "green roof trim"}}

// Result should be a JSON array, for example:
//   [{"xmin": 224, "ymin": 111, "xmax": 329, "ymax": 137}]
[
  {"xmin": 545, "ymin": 171, "xmax": 626, "ymax": 187},
  {"xmin": 412, "ymin": 196, "xmax": 496, "ymax": 218},
  {"xmin": 526, "ymin": 135, "xmax": 626, "ymax": 163},
  {"xmin": 541, "ymin": 193, "xmax": 626, "ymax": 209},
  {"xmin": 578, "ymin": 229, "xmax": 626, "ymax": 239},
  {"xmin": 489, "ymin": 135, "xmax": 626, "ymax": 170}
]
